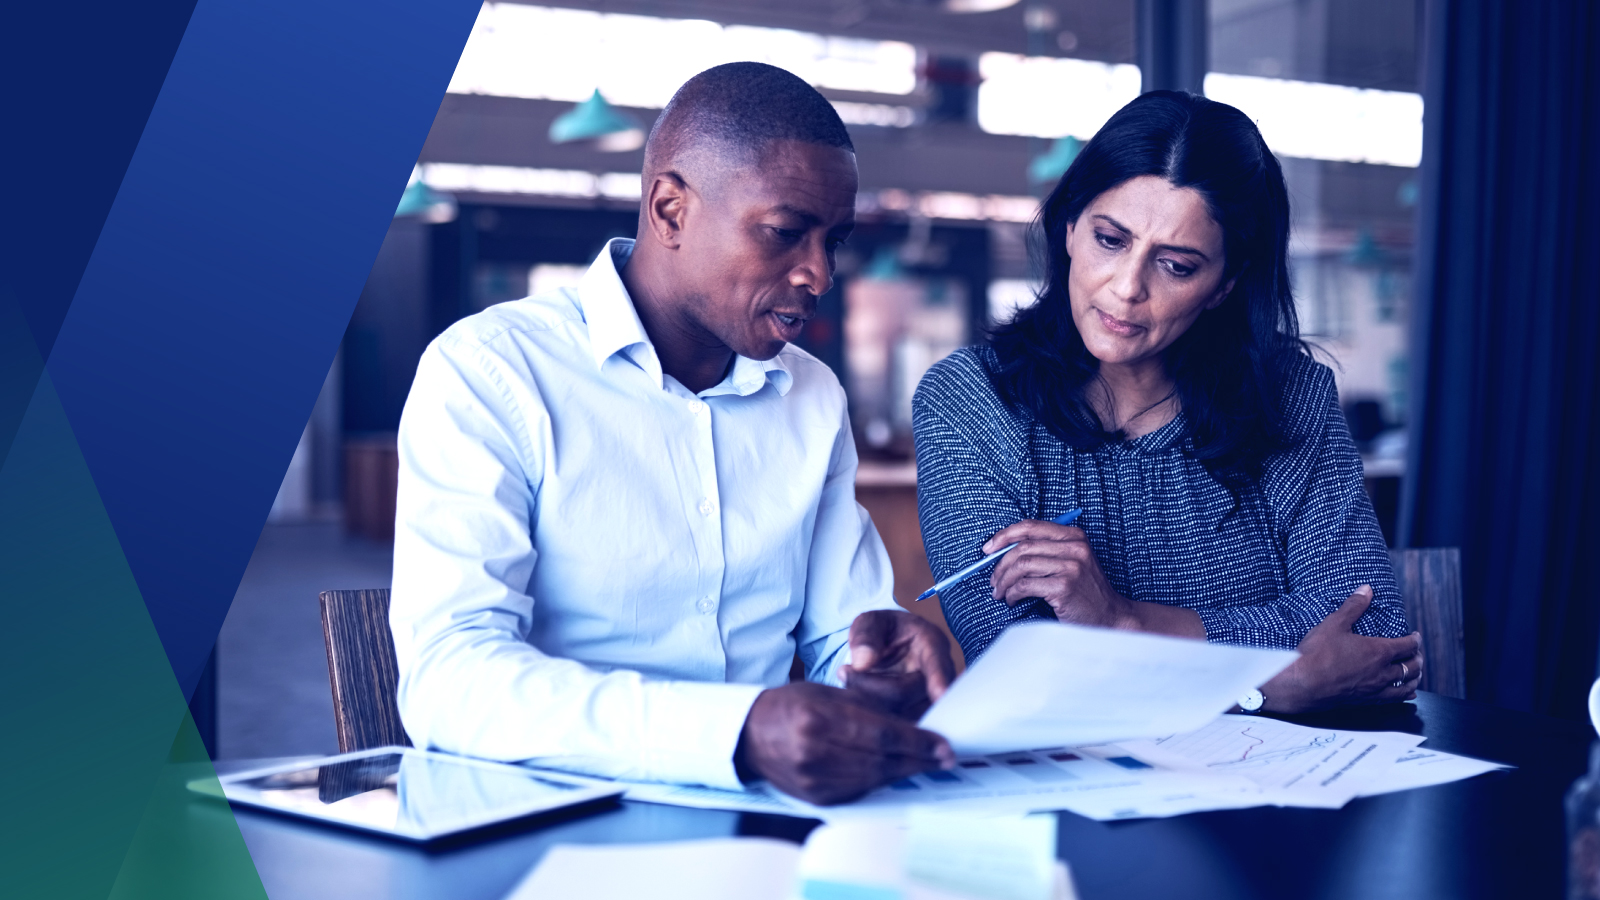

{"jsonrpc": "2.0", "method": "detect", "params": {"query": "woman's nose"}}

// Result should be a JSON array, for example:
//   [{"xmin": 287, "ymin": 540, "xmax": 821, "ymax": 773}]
[{"xmin": 1107, "ymin": 254, "xmax": 1148, "ymax": 304}]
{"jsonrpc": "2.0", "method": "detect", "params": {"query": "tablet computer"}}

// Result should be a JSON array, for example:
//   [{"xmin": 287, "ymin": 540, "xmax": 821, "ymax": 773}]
[{"xmin": 212, "ymin": 747, "xmax": 623, "ymax": 842}]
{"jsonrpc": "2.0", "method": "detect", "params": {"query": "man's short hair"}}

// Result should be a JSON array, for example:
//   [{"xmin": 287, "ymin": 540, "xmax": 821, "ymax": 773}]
[{"xmin": 644, "ymin": 62, "xmax": 854, "ymax": 176}]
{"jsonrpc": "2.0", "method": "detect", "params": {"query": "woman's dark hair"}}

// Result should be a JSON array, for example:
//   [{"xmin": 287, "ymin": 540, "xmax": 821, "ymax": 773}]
[{"xmin": 990, "ymin": 90, "xmax": 1307, "ymax": 492}]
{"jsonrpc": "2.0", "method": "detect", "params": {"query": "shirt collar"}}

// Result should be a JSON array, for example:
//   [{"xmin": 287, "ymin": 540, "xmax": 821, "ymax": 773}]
[
  {"xmin": 579, "ymin": 238, "xmax": 793, "ymax": 398},
  {"xmin": 580, "ymin": 238, "xmax": 656, "ymax": 381}
]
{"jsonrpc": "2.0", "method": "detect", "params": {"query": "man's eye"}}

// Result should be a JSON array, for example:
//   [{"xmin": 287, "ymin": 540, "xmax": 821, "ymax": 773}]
[
  {"xmin": 770, "ymin": 227, "xmax": 804, "ymax": 244},
  {"xmin": 827, "ymin": 236, "xmax": 850, "ymax": 252}
]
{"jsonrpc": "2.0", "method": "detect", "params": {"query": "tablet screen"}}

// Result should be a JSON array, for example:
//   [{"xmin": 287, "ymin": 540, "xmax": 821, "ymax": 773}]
[{"xmin": 222, "ymin": 750, "xmax": 614, "ymax": 840}]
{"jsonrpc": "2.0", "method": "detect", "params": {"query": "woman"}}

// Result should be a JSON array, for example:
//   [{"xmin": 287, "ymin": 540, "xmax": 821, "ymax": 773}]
[{"xmin": 912, "ymin": 91, "xmax": 1421, "ymax": 713}]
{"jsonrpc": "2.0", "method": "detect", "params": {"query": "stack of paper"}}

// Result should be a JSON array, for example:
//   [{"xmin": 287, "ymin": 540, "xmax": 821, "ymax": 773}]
[
  {"xmin": 919, "ymin": 623, "xmax": 1300, "ymax": 753},
  {"xmin": 772, "ymin": 714, "xmax": 1509, "ymax": 823},
  {"xmin": 597, "ymin": 621, "xmax": 1510, "ymax": 822},
  {"xmin": 507, "ymin": 811, "xmax": 1078, "ymax": 900},
  {"xmin": 1121, "ymin": 715, "xmax": 1510, "ymax": 809}
]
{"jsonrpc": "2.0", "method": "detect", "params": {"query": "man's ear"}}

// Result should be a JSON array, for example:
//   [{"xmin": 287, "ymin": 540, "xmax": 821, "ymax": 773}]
[{"xmin": 643, "ymin": 173, "xmax": 691, "ymax": 249}]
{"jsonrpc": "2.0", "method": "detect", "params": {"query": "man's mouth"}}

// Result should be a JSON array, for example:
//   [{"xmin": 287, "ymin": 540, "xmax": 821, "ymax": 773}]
[{"xmin": 769, "ymin": 311, "xmax": 810, "ymax": 341}]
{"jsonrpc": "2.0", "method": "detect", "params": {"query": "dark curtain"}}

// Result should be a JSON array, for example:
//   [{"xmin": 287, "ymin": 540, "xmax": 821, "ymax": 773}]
[{"xmin": 1400, "ymin": 0, "xmax": 1600, "ymax": 719}]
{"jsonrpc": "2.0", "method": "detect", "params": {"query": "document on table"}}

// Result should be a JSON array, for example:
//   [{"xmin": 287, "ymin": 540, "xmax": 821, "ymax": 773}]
[
  {"xmin": 507, "ymin": 815, "xmax": 1080, "ymax": 900},
  {"xmin": 616, "ymin": 779, "xmax": 797, "ymax": 815},
  {"xmin": 776, "ymin": 743, "xmax": 1268, "ymax": 822},
  {"xmin": 1122, "ymin": 715, "xmax": 1426, "ymax": 807},
  {"xmin": 919, "ymin": 622, "xmax": 1298, "ymax": 755},
  {"xmin": 507, "ymin": 838, "xmax": 802, "ymax": 900},
  {"xmin": 1355, "ymin": 746, "xmax": 1511, "ymax": 796}
]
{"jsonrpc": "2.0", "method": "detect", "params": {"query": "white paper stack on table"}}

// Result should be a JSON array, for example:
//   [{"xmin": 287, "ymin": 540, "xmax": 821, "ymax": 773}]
[
  {"xmin": 509, "ymin": 809, "xmax": 1077, "ymax": 900},
  {"xmin": 609, "ymin": 622, "xmax": 1510, "ymax": 821}
]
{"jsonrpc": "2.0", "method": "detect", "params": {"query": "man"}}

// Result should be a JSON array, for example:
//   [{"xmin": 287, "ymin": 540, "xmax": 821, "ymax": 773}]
[{"xmin": 390, "ymin": 62, "xmax": 955, "ymax": 805}]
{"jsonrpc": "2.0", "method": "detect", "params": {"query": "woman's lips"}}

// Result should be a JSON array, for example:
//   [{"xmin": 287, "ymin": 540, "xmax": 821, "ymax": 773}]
[{"xmin": 1096, "ymin": 308, "xmax": 1145, "ymax": 337}]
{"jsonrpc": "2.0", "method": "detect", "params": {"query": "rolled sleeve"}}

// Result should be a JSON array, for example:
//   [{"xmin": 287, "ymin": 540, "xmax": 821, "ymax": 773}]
[
  {"xmin": 796, "ymin": 393, "xmax": 898, "ymax": 685},
  {"xmin": 912, "ymin": 368, "xmax": 1051, "ymax": 662}
]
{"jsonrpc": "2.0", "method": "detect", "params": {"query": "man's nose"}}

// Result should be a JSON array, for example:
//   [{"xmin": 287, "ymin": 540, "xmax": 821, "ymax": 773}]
[{"xmin": 789, "ymin": 239, "xmax": 834, "ymax": 297}]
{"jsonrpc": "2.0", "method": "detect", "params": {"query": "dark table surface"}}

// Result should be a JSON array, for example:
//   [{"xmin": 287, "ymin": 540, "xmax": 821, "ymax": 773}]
[{"xmin": 225, "ymin": 693, "xmax": 1593, "ymax": 900}]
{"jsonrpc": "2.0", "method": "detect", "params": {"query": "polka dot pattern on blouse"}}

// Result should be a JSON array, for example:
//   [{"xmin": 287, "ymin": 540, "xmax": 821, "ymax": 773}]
[{"xmin": 912, "ymin": 345, "xmax": 1408, "ymax": 663}]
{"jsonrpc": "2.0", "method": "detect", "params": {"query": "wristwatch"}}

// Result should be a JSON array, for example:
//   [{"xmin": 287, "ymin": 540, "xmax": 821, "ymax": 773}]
[{"xmin": 1238, "ymin": 688, "xmax": 1265, "ymax": 714}]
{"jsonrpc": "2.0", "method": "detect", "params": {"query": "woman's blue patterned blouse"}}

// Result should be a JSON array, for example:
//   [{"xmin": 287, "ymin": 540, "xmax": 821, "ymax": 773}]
[{"xmin": 911, "ymin": 345, "xmax": 1408, "ymax": 662}]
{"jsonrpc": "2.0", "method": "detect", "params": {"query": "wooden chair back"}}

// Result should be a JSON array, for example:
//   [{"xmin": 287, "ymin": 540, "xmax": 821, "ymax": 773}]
[
  {"xmin": 1389, "ymin": 548, "xmax": 1466, "ymax": 699},
  {"xmin": 319, "ymin": 588, "xmax": 412, "ymax": 752}
]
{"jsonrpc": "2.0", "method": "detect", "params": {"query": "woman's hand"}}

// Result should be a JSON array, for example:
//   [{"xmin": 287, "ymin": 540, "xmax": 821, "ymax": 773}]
[
  {"xmin": 1263, "ymin": 585, "xmax": 1423, "ymax": 713},
  {"xmin": 984, "ymin": 520, "xmax": 1204, "ymax": 637}
]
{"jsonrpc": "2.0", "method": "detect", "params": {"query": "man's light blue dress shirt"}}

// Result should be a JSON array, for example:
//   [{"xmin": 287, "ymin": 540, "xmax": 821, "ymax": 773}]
[{"xmin": 391, "ymin": 239, "xmax": 896, "ymax": 789}]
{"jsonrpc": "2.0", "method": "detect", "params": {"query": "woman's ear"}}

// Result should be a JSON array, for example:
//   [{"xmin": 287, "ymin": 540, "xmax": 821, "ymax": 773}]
[
  {"xmin": 1063, "ymin": 219, "xmax": 1076, "ymax": 260},
  {"xmin": 1207, "ymin": 270, "xmax": 1241, "ymax": 310}
]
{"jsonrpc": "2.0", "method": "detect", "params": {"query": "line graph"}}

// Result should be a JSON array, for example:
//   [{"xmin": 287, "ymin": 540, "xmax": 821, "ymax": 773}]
[{"xmin": 1151, "ymin": 719, "xmax": 1340, "ymax": 772}]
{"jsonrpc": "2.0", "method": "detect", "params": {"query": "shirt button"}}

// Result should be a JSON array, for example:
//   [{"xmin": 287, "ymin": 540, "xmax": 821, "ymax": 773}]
[
  {"xmin": 699, "ymin": 498, "xmax": 715, "ymax": 516},
  {"xmin": 696, "ymin": 596, "xmax": 716, "ymax": 615},
  {"xmin": 688, "ymin": 399, "xmax": 706, "ymax": 415}
]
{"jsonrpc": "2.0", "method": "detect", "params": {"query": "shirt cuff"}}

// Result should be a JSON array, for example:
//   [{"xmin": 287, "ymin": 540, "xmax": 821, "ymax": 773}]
[
  {"xmin": 822, "ymin": 641, "xmax": 853, "ymax": 688},
  {"xmin": 639, "ymin": 679, "xmax": 766, "ymax": 790}
]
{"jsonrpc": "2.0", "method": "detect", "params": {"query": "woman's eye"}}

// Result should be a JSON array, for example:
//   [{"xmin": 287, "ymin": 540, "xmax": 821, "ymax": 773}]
[
  {"xmin": 1161, "ymin": 259, "xmax": 1196, "ymax": 277},
  {"xmin": 1094, "ymin": 232, "xmax": 1124, "ymax": 250}
]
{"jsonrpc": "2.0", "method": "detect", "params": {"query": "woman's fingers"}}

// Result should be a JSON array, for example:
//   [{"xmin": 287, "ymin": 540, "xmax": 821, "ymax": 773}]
[
  {"xmin": 990, "ymin": 544, "xmax": 1084, "ymax": 591},
  {"xmin": 1362, "ymin": 646, "xmax": 1424, "ymax": 699},
  {"xmin": 999, "ymin": 576, "xmax": 1070, "ymax": 610},
  {"xmin": 981, "ymin": 522, "xmax": 1087, "ymax": 555},
  {"xmin": 1380, "ymin": 631, "xmax": 1423, "ymax": 663},
  {"xmin": 985, "ymin": 538, "xmax": 1088, "ymax": 582},
  {"xmin": 1322, "ymin": 585, "xmax": 1374, "ymax": 629}
]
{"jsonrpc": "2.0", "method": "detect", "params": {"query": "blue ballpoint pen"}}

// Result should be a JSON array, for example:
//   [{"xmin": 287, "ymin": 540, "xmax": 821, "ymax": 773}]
[{"xmin": 914, "ymin": 508, "xmax": 1084, "ymax": 602}]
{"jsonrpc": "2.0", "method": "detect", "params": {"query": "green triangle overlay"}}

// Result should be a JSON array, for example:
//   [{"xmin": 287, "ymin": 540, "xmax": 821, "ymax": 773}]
[
  {"xmin": 107, "ymin": 710, "xmax": 270, "ymax": 900},
  {"xmin": 0, "ymin": 295, "xmax": 267, "ymax": 898}
]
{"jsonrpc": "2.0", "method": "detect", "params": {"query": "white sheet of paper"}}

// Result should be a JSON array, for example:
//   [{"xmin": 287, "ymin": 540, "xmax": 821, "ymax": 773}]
[
  {"xmin": 799, "ymin": 817, "xmax": 1079, "ymax": 900},
  {"xmin": 919, "ymin": 622, "xmax": 1298, "ymax": 755},
  {"xmin": 777, "ymin": 744, "xmax": 1268, "ymax": 822},
  {"xmin": 1356, "ymin": 746, "xmax": 1511, "ymax": 797},
  {"xmin": 1123, "ymin": 715, "xmax": 1426, "ymax": 807},
  {"xmin": 508, "ymin": 827, "xmax": 1080, "ymax": 900},
  {"xmin": 506, "ymin": 839, "xmax": 800, "ymax": 900},
  {"xmin": 617, "ymin": 779, "xmax": 797, "ymax": 815}
]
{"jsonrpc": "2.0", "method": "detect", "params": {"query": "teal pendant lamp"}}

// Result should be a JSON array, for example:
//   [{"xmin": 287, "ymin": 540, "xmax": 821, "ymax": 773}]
[
  {"xmin": 549, "ymin": 90, "xmax": 645, "ymax": 152},
  {"xmin": 394, "ymin": 178, "xmax": 457, "ymax": 223},
  {"xmin": 1028, "ymin": 136, "xmax": 1082, "ymax": 186}
]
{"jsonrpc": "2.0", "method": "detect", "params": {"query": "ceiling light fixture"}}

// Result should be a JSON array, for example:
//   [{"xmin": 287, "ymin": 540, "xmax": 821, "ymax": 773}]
[
  {"xmin": 394, "ymin": 177, "xmax": 458, "ymax": 223},
  {"xmin": 548, "ymin": 90, "xmax": 645, "ymax": 152}
]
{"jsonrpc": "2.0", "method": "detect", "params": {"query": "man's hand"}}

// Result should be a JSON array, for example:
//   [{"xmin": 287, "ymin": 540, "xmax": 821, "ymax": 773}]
[
  {"xmin": 840, "ymin": 610, "xmax": 955, "ymax": 719},
  {"xmin": 1263, "ymin": 586, "xmax": 1424, "ymax": 713},
  {"xmin": 734, "ymin": 682, "xmax": 955, "ymax": 805}
]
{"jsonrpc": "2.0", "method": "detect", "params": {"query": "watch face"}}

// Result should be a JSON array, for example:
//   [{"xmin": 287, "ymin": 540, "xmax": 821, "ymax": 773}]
[{"xmin": 1240, "ymin": 689, "xmax": 1264, "ymax": 712}]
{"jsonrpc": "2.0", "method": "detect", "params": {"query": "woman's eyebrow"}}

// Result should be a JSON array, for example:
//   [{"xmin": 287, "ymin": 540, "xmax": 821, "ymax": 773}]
[
  {"xmin": 1158, "ymin": 242, "xmax": 1210, "ymax": 261},
  {"xmin": 1093, "ymin": 214, "xmax": 1210, "ymax": 260}
]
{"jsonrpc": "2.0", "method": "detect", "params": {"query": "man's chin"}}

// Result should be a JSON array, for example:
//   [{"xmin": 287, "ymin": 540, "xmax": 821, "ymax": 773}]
[{"xmin": 732, "ymin": 337, "xmax": 789, "ymax": 362}]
